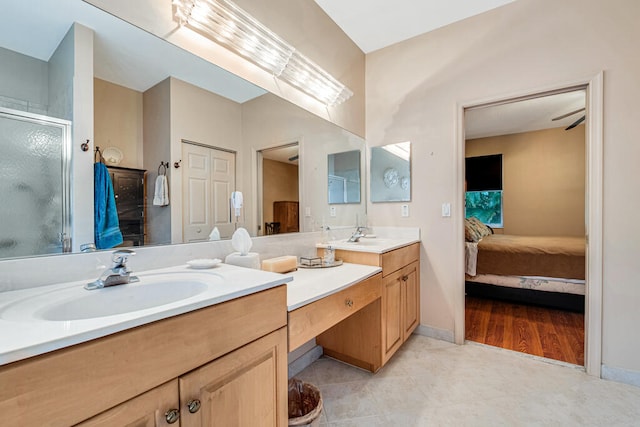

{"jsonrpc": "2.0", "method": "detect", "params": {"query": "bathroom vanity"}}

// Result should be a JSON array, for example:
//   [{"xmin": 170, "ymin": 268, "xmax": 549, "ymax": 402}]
[
  {"xmin": 289, "ymin": 238, "xmax": 420, "ymax": 372},
  {"xmin": 0, "ymin": 266, "xmax": 291, "ymax": 426}
]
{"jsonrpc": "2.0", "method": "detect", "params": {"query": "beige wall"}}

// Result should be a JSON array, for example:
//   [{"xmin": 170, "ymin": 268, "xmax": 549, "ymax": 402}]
[
  {"xmin": 143, "ymin": 78, "xmax": 171, "ymax": 246},
  {"xmin": 94, "ymin": 78, "xmax": 143, "ymax": 169},
  {"xmin": 366, "ymin": 0, "xmax": 640, "ymax": 374},
  {"xmin": 262, "ymin": 159, "xmax": 299, "ymax": 224},
  {"xmin": 169, "ymin": 77, "xmax": 243, "ymax": 244},
  {"xmin": 241, "ymin": 93, "xmax": 366, "ymax": 234},
  {"xmin": 466, "ymin": 126, "xmax": 585, "ymax": 237},
  {"xmin": 84, "ymin": 0, "xmax": 365, "ymax": 137}
]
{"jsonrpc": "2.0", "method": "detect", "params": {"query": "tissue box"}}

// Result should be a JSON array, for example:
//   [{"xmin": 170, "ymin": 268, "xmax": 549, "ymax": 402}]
[
  {"xmin": 261, "ymin": 256, "xmax": 298, "ymax": 273},
  {"xmin": 225, "ymin": 252, "xmax": 260, "ymax": 269}
]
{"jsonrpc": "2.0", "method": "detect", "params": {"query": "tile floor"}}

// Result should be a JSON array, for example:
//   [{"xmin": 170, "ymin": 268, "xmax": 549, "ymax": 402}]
[{"xmin": 294, "ymin": 335, "xmax": 640, "ymax": 426}]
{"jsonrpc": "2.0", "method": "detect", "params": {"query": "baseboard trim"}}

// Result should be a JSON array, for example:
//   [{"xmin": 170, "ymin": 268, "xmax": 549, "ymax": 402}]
[
  {"xmin": 413, "ymin": 324, "xmax": 454, "ymax": 343},
  {"xmin": 602, "ymin": 364, "xmax": 640, "ymax": 388},
  {"xmin": 288, "ymin": 345, "xmax": 323, "ymax": 378}
]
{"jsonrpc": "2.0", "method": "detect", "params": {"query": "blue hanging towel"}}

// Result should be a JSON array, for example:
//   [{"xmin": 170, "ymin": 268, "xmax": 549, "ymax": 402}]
[{"xmin": 94, "ymin": 162, "xmax": 123, "ymax": 249}]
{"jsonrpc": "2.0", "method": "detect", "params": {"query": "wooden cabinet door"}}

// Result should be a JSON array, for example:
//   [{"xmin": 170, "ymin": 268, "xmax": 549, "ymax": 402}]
[
  {"xmin": 179, "ymin": 328, "xmax": 287, "ymax": 427},
  {"xmin": 382, "ymin": 270, "xmax": 403, "ymax": 363},
  {"xmin": 76, "ymin": 380, "xmax": 179, "ymax": 427},
  {"xmin": 402, "ymin": 261, "xmax": 420, "ymax": 340}
]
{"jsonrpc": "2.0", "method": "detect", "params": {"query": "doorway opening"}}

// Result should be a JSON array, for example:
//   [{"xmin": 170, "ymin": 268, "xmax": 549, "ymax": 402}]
[
  {"xmin": 256, "ymin": 142, "xmax": 300, "ymax": 236},
  {"xmin": 462, "ymin": 87, "xmax": 588, "ymax": 366}
]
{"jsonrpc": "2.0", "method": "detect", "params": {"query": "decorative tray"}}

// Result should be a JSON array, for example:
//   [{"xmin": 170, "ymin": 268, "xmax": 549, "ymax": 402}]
[{"xmin": 298, "ymin": 257, "xmax": 343, "ymax": 269}]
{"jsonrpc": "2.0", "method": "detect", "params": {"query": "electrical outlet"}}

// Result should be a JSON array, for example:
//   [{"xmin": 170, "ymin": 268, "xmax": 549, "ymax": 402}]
[
  {"xmin": 442, "ymin": 203, "xmax": 451, "ymax": 217},
  {"xmin": 330, "ymin": 206, "xmax": 337, "ymax": 217},
  {"xmin": 401, "ymin": 204, "xmax": 409, "ymax": 217}
]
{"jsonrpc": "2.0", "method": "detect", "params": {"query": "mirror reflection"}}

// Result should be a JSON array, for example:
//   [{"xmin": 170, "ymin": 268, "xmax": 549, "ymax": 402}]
[
  {"xmin": 328, "ymin": 150, "xmax": 361, "ymax": 204},
  {"xmin": 371, "ymin": 142, "xmax": 411, "ymax": 202},
  {"xmin": 0, "ymin": 0, "xmax": 366, "ymax": 260}
]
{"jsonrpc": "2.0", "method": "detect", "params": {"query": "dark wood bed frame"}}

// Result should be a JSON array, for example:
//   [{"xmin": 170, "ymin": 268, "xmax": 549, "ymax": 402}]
[{"xmin": 465, "ymin": 281, "xmax": 585, "ymax": 313}]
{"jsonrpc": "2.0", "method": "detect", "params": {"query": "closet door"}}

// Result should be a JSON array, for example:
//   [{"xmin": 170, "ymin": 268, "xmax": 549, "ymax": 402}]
[{"xmin": 182, "ymin": 143, "xmax": 235, "ymax": 242}]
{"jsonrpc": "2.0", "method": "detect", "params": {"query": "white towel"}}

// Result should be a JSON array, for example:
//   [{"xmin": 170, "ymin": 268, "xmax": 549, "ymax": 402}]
[{"xmin": 153, "ymin": 175, "xmax": 169, "ymax": 206}]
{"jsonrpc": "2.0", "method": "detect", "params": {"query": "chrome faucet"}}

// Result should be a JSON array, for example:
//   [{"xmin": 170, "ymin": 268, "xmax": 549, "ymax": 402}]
[
  {"xmin": 347, "ymin": 226, "xmax": 368, "ymax": 242},
  {"xmin": 85, "ymin": 249, "xmax": 139, "ymax": 290}
]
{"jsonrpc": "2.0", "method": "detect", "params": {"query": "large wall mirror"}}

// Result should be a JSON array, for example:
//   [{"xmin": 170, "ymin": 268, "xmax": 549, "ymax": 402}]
[{"xmin": 0, "ymin": 0, "xmax": 366, "ymax": 260}]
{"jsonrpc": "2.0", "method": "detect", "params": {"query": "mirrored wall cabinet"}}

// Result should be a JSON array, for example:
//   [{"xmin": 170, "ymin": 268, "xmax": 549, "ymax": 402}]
[{"xmin": 370, "ymin": 142, "xmax": 411, "ymax": 202}]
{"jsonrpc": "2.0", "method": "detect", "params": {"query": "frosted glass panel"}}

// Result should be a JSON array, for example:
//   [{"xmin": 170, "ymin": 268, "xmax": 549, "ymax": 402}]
[{"xmin": 0, "ymin": 111, "xmax": 69, "ymax": 258}]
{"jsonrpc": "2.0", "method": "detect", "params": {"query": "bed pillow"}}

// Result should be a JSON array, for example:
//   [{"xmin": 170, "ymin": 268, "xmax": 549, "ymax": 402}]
[{"xmin": 465, "ymin": 217, "xmax": 492, "ymax": 242}]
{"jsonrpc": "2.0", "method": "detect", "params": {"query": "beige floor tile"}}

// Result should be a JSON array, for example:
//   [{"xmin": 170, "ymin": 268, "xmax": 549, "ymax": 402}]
[{"xmin": 296, "ymin": 335, "xmax": 640, "ymax": 427}]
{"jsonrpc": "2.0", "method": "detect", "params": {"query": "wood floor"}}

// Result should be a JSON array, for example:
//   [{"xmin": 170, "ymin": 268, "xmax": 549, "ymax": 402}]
[{"xmin": 465, "ymin": 295, "xmax": 584, "ymax": 365}]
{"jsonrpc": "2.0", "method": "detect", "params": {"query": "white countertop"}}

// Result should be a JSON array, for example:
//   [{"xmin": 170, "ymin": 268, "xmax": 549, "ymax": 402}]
[
  {"xmin": 316, "ymin": 236, "xmax": 420, "ymax": 254},
  {"xmin": 286, "ymin": 262, "xmax": 382, "ymax": 311},
  {"xmin": 0, "ymin": 264, "xmax": 291, "ymax": 366}
]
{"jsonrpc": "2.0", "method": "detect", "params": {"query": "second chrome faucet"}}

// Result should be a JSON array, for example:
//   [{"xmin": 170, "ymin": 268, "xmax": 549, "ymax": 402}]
[{"xmin": 85, "ymin": 249, "xmax": 139, "ymax": 290}]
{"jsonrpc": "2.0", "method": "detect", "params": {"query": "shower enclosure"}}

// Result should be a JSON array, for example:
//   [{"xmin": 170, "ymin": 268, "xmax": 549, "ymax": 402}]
[{"xmin": 0, "ymin": 107, "xmax": 71, "ymax": 259}]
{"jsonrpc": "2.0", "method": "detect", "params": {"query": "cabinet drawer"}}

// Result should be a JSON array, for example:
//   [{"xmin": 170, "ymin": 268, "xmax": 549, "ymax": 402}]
[
  {"xmin": 288, "ymin": 273, "xmax": 382, "ymax": 352},
  {"xmin": 381, "ymin": 243, "xmax": 419, "ymax": 276}
]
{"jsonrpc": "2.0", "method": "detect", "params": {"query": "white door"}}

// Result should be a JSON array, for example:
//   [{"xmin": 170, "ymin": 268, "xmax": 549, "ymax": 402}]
[{"xmin": 182, "ymin": 143, "xmax": 236, "ymax": 242}]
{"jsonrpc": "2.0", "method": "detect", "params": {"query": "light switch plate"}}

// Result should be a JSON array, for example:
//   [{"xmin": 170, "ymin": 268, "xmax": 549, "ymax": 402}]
[
  {"xmin": 330, "ymin": 206, "xmax": 336, "ymax": 217},
  {"xmin": 401, "ymin": 204, "xmax": 409, "ymax": 217},
  {"xmin": 442, "ymin": 203, "xmax": 451, "ymax": 217},
  {"xmin": 305, "ymin": 207, "xmax": 311, "ymax": 217}
]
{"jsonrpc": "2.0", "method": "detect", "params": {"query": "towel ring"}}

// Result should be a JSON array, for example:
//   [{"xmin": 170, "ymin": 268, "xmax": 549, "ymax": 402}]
[{"xmin": 158, "ymin": 161, "xmax": 168, "ymax": 176}]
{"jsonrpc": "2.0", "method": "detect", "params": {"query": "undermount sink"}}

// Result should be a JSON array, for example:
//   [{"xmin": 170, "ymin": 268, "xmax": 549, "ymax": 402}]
[{"xmin": 1, "ymin": 272, "xmax": 220, "ymax": 322}]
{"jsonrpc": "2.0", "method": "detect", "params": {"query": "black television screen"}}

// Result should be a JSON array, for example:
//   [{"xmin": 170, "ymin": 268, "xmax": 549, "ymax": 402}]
[{"xmin": 465, "ymin": 154, "xmax": 502, "ymax": 191}]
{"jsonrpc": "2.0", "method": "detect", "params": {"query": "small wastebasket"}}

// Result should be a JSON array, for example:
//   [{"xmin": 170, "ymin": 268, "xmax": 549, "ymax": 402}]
[{"xmin": 288, "ymin": 378, "xmax": 323, "ymax": 426}]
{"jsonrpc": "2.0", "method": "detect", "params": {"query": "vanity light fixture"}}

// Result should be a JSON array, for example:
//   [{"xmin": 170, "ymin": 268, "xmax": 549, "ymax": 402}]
[{"xmin": 173, "ymin": 0, "xmax": 353, "ymax": 106}]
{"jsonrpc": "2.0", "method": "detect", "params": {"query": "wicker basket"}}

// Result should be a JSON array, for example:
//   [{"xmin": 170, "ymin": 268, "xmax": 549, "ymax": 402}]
[{"xmin": 288, "ymin": 379, "xmax": 323, "ymax": 426}]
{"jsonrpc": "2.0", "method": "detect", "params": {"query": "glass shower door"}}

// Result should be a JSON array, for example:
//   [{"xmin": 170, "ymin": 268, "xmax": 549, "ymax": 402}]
[{"xmin": 0, "ymin": 108, "xmax": 71, "ymax": 259}]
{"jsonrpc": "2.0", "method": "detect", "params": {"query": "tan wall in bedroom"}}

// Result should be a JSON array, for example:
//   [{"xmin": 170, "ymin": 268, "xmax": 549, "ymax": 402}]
[
  {"xmin": 466, "ymin": 126, "xmax": 585, "ymax": 237},
  {"xmin": 366, "ymin": 0, "xmax": 640, "ymax": 373},
  {"xmin": 262, "ymin": 159, "xmax": 299, "ymax": 224},
  {"xmin": 94, "ymin": 78, "xmax": 143, "ymax": 169}
]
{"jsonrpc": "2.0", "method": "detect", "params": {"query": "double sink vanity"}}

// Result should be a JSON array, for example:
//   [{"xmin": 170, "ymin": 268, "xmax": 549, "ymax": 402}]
[{"xmin": 0, "ymin": 233, "xmax": 419, "ymax": 426}]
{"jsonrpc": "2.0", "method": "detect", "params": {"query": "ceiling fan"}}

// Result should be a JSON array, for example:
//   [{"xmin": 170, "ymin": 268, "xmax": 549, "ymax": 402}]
[{"xmin": 552, "ymin": 107, "xmax": 586, "ymax": 130}]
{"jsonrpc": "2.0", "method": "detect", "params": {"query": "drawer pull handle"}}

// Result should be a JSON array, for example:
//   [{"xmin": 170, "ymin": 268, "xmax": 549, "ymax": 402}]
[
  {"xmin": 187, "ymin": 399, "xmax": 202, "ymax": 413},
  {"xmin": 345, "ymin": 299, "xmax": 353, "ymax": 308},
  {"xmin": 165, "ymin": 408, "xmax": 180, "ymax": 424}
]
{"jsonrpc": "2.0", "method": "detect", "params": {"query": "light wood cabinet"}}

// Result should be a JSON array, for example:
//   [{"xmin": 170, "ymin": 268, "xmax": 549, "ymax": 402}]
[
  {"xmin": 382, "ymin": 260, "xmax": 420, "ymax": 363},
  {"xmin": 0, "ymin": 286, "xmax": 288, "ymax": 427},
  {"xmin": 76, "ymin": 380, "xmax": 179, "ymax": 427},
  {"xmin": 317, "ymin": 242, "xmax": 420, "ymax": 371}
]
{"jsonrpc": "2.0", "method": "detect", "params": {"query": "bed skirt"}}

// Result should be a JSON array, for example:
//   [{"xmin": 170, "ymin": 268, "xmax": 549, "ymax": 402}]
[{"xmin": 465, "ymin": 273, "xmax": 585, "ymax": 312}]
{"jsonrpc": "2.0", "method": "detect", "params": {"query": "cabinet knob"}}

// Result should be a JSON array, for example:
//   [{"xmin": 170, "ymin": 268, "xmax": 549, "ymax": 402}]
[
  {"xmin": 345, "ymin": 298, "xmax": 353, "ymax": 308},
  {"xmin": 165, "ymin": 408, "xmax": 180, "ymax": 424},
  {"xmin": 187, "ymin": 399, "xmax": 202, "ymax": 413},
  {"xmin": 402, "ymin": 275, "xmax": 408, "ymax": 282}
]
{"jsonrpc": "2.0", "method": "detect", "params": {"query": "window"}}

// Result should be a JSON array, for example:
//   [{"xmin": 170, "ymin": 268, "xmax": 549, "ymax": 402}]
[
  {"xmin": 465, "ymin": 190, "xmax": 503, "ymax": 227},
  {"xmin": 465, "ymin": 154, "xmax": 503, "ymax": 227}
]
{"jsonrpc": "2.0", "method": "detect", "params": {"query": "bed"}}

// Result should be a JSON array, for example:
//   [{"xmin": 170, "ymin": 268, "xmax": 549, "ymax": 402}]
[{"xmin": 464, "ymin": 218, "xmax": 586, "ymax": 312}]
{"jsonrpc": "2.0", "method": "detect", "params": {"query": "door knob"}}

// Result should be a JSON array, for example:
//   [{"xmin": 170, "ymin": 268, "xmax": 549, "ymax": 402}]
[
  {"xmin": 187, "ymin": 399, "xmax": 201, "ymax": 413},
  {"xmin": 165, "ymin": 408, "xmax": 180, "ymax": 424}
]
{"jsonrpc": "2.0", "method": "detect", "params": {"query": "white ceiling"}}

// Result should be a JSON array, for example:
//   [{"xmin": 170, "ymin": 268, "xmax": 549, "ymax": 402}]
[
  {"xmin": 314, "ymin": 0, "xmax": 517, "ymax": 53},
  {"xmin": 1, "ymin": 0, "xmax": 266, "ymax": 103},
  {"xmin": 465, "ymin": 90, "xmax": 586, "ymax": 140}
]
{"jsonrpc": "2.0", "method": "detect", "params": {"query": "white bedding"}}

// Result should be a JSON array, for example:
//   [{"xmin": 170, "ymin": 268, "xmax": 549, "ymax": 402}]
[{"xmin": 466, "ymin": 273, "xmax": 585, "ymax": 295}]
